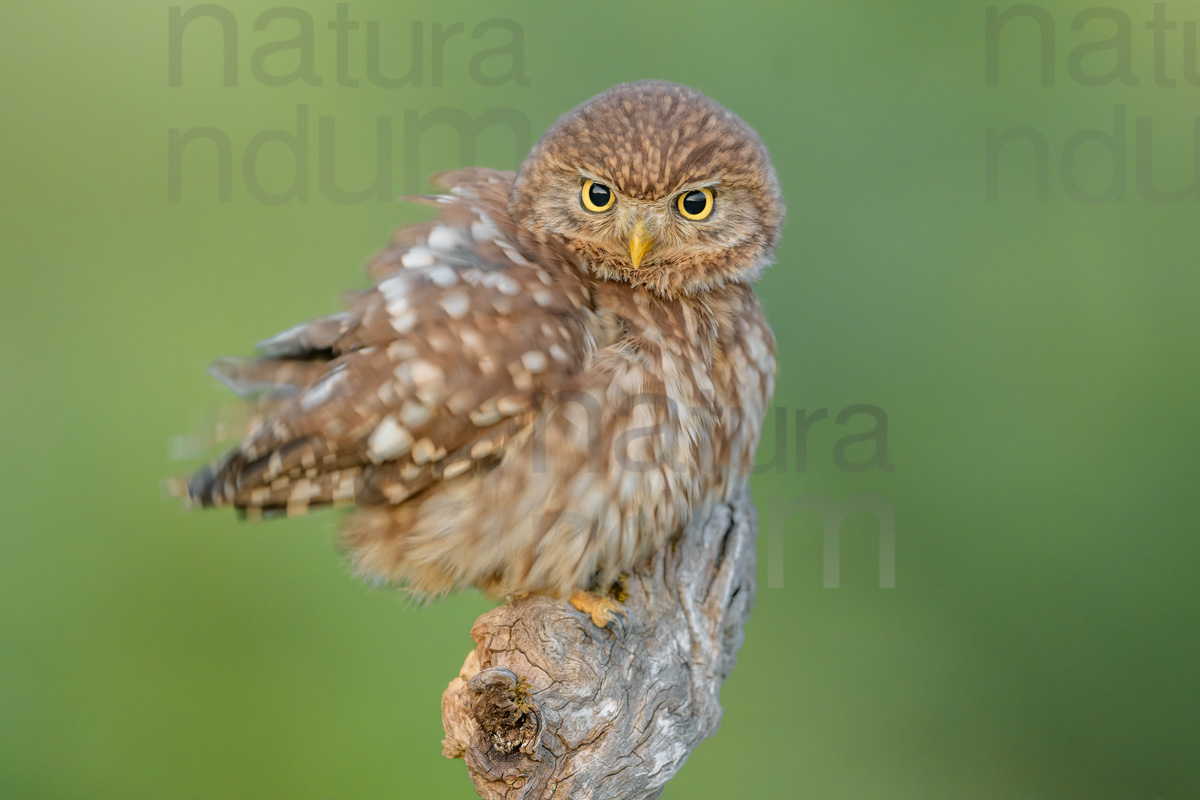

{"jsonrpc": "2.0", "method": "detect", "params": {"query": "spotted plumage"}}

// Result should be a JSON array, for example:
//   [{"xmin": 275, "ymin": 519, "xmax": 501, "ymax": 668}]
[{"xmin": 186, "ymin": 80, "xmax": 783, "ymax": 602}]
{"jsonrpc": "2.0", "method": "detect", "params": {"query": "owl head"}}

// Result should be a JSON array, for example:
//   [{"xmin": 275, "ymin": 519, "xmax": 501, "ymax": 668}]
[{"xmin": 509, "ymin": 80, "xmax": 784, "ymax": 297}]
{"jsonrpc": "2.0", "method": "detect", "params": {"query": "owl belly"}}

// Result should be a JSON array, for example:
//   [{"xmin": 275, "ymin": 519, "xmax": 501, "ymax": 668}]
[{"xmin": 340, "ymin": 340, "xmax": 720, "ymax": 599}]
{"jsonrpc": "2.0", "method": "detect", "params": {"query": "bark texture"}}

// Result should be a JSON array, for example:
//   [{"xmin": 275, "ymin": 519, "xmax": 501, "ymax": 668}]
[{"xmin": 441, "ymin": 481, "xmax": 758, "ymax": 800}]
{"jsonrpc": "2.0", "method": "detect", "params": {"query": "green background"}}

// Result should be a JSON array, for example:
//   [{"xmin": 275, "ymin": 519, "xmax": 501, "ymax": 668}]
[{"xmin": 2, "ymin": 0, "xmax": 1197, "ymax": 798}]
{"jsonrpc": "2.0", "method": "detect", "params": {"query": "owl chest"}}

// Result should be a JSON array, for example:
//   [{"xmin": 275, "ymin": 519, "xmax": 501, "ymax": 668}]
[
  {"xmin": 584, "ymin": 299, "xmax": 721, "ymax": 497},
  {"xmin": 591, "ymin": 293, "xmax": 721, "ymax": 406}
]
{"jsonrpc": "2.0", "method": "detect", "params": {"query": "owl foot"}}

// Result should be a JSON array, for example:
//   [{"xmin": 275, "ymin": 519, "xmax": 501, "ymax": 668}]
[{"xmin": 569, "ymin": 589, "xmax": 630, "ymax": 640}]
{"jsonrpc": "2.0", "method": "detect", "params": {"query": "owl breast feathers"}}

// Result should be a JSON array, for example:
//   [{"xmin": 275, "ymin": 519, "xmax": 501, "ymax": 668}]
[{"xmin": 187, "ymin": 80, "xmax": 783, "ymax": 599}]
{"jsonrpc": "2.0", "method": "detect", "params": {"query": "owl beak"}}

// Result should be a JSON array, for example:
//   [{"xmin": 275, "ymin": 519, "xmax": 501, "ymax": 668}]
[{"xmin": 628, "ymin": 220, "xmax": 653, "ymax": 269}]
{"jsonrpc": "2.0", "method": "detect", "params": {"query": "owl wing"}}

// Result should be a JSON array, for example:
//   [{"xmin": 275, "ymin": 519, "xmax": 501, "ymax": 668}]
[{"xmin": 186, "ymin": 169, "xmax": 597, "ymax": 515}]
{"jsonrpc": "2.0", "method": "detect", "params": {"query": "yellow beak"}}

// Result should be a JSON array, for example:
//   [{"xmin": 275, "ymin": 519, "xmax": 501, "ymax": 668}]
[{"xmin": 628, "ymin": 220, "xmax": 653, "ymax": 269}]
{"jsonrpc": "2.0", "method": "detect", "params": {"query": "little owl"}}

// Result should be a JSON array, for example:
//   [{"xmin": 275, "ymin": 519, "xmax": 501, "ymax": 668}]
[{"xmin": 186, "ymin": 80, "xmax": 783, "ymax": 630}]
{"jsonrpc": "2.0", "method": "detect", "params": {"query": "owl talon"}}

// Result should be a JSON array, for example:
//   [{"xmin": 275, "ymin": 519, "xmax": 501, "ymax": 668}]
[{"xmin": 570, "ymin": 590, "xmax": 630, "ymax": 639}]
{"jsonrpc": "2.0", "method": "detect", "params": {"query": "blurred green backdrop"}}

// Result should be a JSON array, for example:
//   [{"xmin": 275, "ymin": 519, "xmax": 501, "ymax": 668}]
[{"xmin": 2, "ymin": 0, "xmax": 1197, "ymax": 798}]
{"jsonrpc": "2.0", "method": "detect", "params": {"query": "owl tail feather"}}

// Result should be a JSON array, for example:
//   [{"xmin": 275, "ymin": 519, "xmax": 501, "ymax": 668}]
[
  {"xmin": 208, "ymin": 356, "xmax": 329, "ymax": 399},
  {"xmin": 178, "ymin": 442, "xmax": 367, "ymax": 520}
]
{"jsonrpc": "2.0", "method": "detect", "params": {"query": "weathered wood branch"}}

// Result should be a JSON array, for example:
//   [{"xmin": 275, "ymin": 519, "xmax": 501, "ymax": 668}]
[{"xmin": 441, "ymin": 480, "xmax": 759, "ymax": 800}]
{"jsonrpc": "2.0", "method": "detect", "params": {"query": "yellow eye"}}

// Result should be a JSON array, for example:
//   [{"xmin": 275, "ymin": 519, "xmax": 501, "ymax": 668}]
[
  {"xmin": 677, "ymin": 187, "xmax": 714, "ymax": 220},
  {"xmin": 581, "ymin": 179, "xmax": 615, "ymax": 212}
]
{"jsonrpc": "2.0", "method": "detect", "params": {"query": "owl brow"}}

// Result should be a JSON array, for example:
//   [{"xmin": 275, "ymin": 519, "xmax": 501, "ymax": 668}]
[
  {"xmin": 575, "ymin": 169, "xmax": 614, "ymax": 186},
  {"xmin": 680, "ymin": 179, "xmax": 723, "ymax": 190},
  {"xmin": 672, "ymin": 179, "xmax": 723, "ymax": 196}
]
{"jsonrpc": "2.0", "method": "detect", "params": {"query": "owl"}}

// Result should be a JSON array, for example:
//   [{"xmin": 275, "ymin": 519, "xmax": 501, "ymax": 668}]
[{"xmin": 186, "ymin": 80, "xmax": 783, "ymax": 630}]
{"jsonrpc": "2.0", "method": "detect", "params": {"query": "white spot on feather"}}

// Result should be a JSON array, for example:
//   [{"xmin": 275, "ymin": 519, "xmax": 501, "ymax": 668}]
[
  {"xmin": 412, "ymin": 438, "xmax": 436, "ymax": 465},
  {"xmin": 496, "ymin": 395, "xmax": 525, "ymax": 416},
  {"xmin": 469, "ymin": 403, "xmax": 501, "ymax": 427},
  {"xmin": 367, "ymin": 417, "xmax": 413, "ymax": 462},
  {"xmin": 427, "ymin": 225, "xmax": 460, "ymax": 251},
  {"xmin": 390, "ymin": 310, "xmax": 417, "ymax": 333},
  {"xmin": 379, "ymin": 277, "xmax": 409, "ymax": 316},
  {"xmin": 442, "ymin": 460, "xmax": 471, "ymax": 479},
  {"xmin": 471, "ymin": 439, "xmax": 498, "ymax": 458},
  {"xmin": 399, "ymin": 399, "xmax": 432, "ymax": 428},
  {"xmin": 401, "ymin": 247, "xmax": 435, "ymax": 268},
  {"xmin": 492, "ymin": 275, "xmax": 520, "ymax": 296},
  {"xmin": 521, "ymin": 351, "xmax": 547, "ymax": 374},
  {"xmin": 440, "ymin": 291, "xmax": 470, "ymax": 319},
  {"xmin": 428, "ymin": 265, "xmax": 458, "ymax": 287},
  {"xmin": 471, "ymin": 219, "xmax": 497, "ymax": 242},
  {"xmin": 406, "ymin": 359, "xmax": 442, "ymax": 388},
  {"xmin": 300, "ymin": 369, "xmax": 347, "ymax": 410}
]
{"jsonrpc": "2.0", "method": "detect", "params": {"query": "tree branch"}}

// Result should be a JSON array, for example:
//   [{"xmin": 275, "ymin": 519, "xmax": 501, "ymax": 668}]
[{"xmin": 441, "ymin": 480, "xmax": 759, "ymax": 799}]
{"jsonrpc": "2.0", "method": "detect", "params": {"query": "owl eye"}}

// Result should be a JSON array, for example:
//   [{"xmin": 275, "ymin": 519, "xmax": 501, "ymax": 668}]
[
  {"xmin": 677, "ymin": 188, "xmax": 715, "ymax": 221},
  {"xmin": 581, "ymin": 180, "xmax": 615, "ymax": 212}
]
